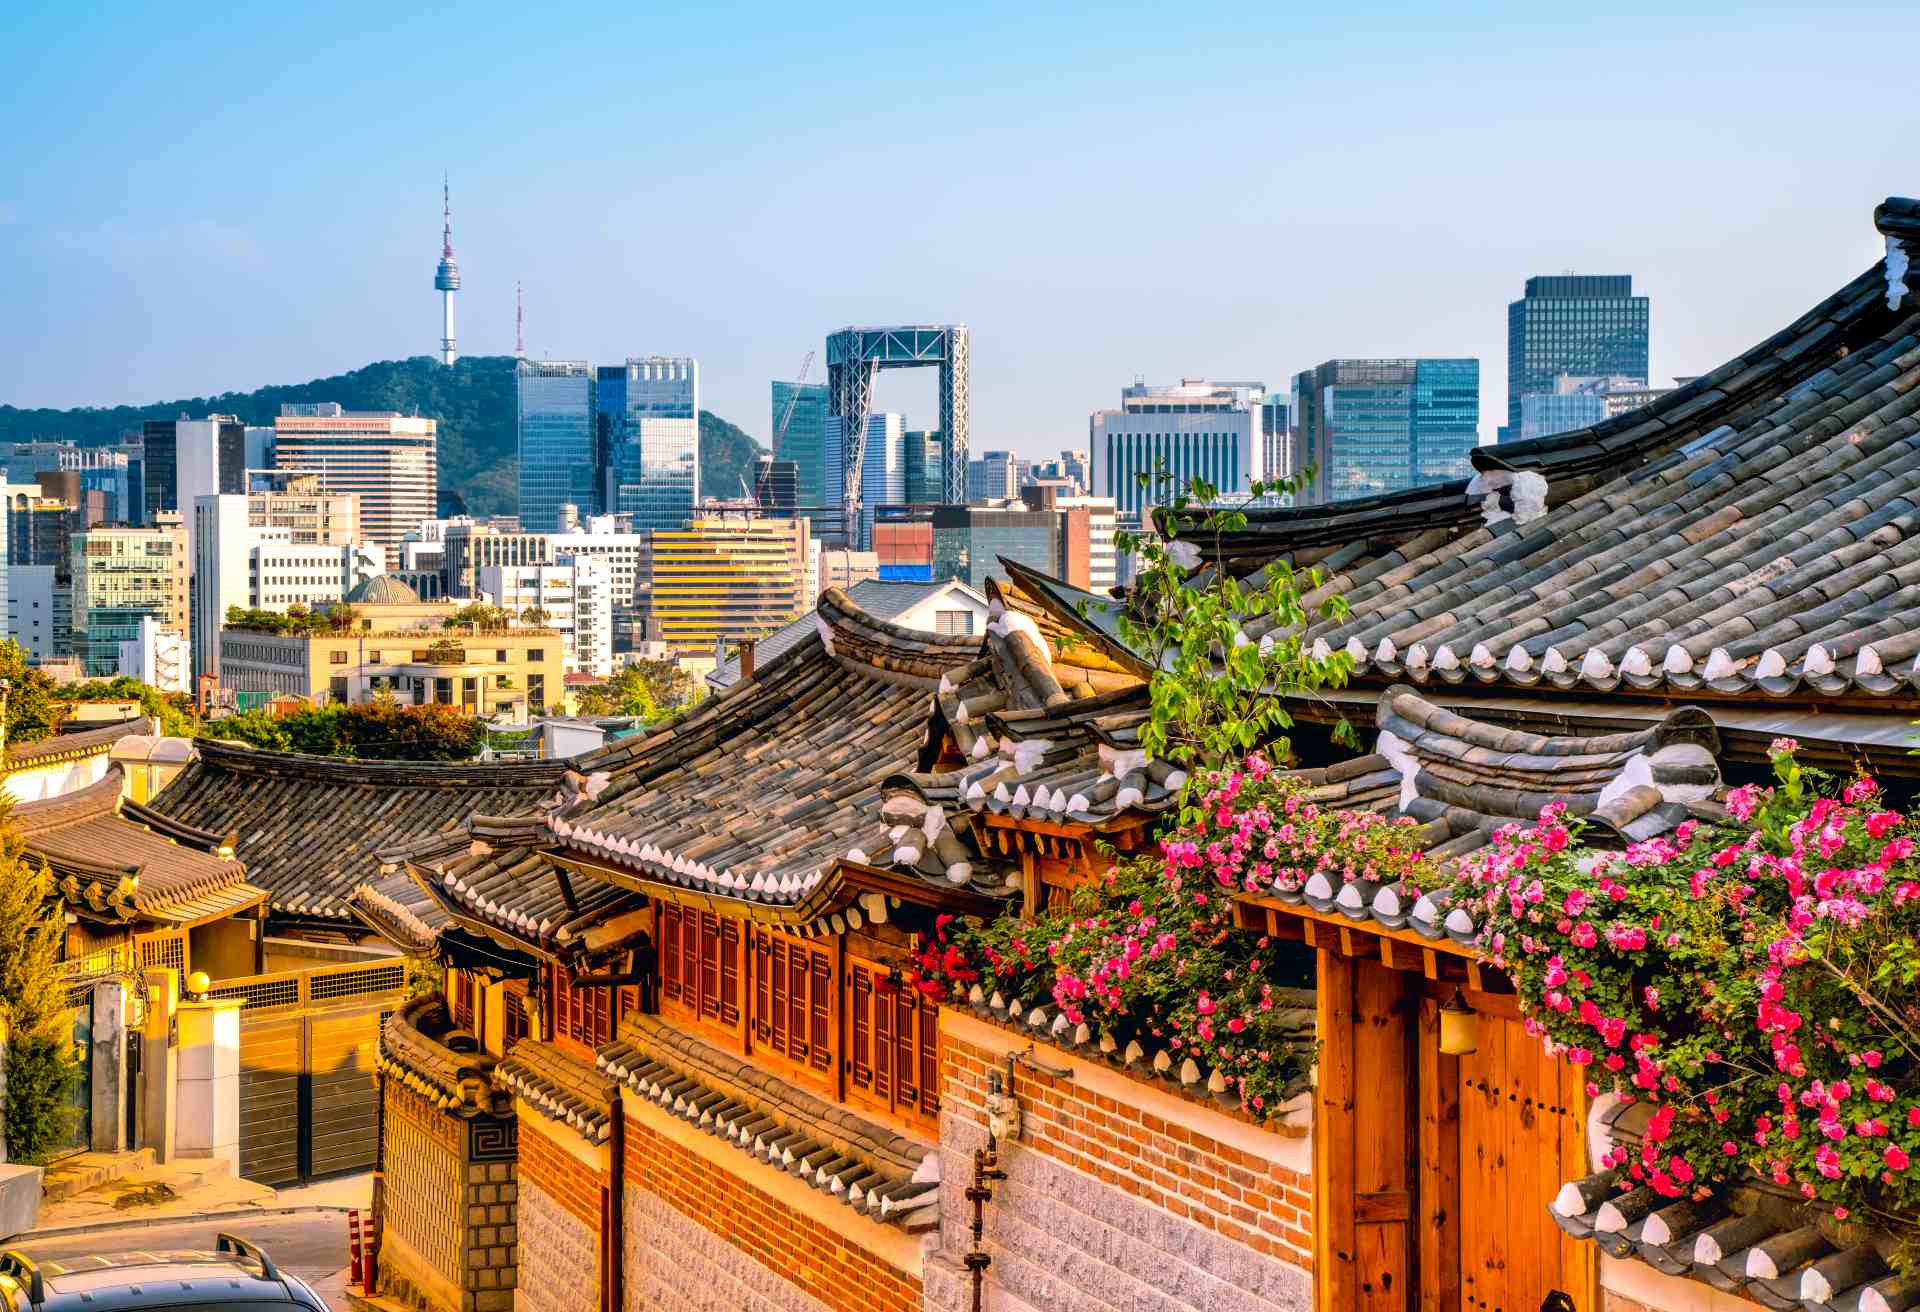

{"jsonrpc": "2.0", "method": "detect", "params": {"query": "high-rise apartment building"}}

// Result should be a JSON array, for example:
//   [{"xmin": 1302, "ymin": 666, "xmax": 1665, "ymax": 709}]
[
  {"xmin": 1504, "ymin": 275, "xmax": 1649, "ymax": 441},
  {"xmin": 1288, "ymin": 359, "xmax": 1479, "ymax": 505},
  {"xmin": 272, "ymin": 404, "xmax": 437, "ymax": 568},
  {"xmin": 518, "ymin": 361, "xmax": 595, "ymax": 533},
  {"xmin": 645, "ymin": 514, "xmax": 812, "ymax": 651},
  {"xmin": 71, "ymin": 517, "xmax": 189, "ymax": 677},
  {"xmin": 1090, "ymin": 379, "xmax": 1268, "ymax": 516},
  {"xmin": 142, "ymin": 416, "xmax": 246, "ymax": 524},
  {"xmin": 771, "ymin": 381, "xmax": 830, "ymax": 515},
  {"xmin": 601, "ymin": 357, "xmax": 699, "ymax": 534},
  {"xmin": 550, "ymin": 518, "xmax": 647, "ymax": 637}
]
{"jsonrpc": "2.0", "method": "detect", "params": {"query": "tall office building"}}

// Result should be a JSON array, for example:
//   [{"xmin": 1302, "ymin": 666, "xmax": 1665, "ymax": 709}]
[
  {"xmin": 191, "ymin": 491, "xmax": 376, "ymax": 681},
  {"xmin": 602, "ymin": 356, "xmax": 699, "ymax": 534},
  {"xmin": 1519, "ymin": 373, "xmax": 1679, "ymax": 441},
  {"xmin": 71, "ymin": 517, "xmax": 189, "ymax": 677},
  {"xmin": 932, "ymin": 506, "xmax": 1064, "ymax": 593},
  {"xmin": 903, "ymin": 431, "xmax": 947, "ymax": 504},
  {"xmin": 519, "ymin": 361, "xmax": 595, "ymax": 533},
  {"xmin": 824, "ymin": 413, "xmax": 905, "ymax": 549},
  {"xmin": 644, "ymin": 513, "xmax": 812, "ymax": 651},
  {"xmin": 1504, "ymin": 275, "xmax": 1649, "ymax": 441},
  {"xmin": 142, "ymin": 416, "xmax": 246, "ymax": 524},
  {"xmin": 1260, "ymin": 394, "xmax": 1292, "ymax": 486},
  {"xmin": 1090, "ymin": 379, "xmax": 1268, "ymax": 517},
  {"xmin": 966, "ymin": 450, "xmax": 1021, "ymax": 504},
  {"xmin": 1288, "ymin": 359, "xmax": 1479, "ymax": 505},
  {"xmin": 753, "ymin": 456, "xmax": 798, "ymax": 516},
  {"xmin": 771, "ymin": 381, "xmax": 830, "ymax": 516},
  {"xmin": 273, "ymin": 404, "xmax": 437, "ymax": 568}
]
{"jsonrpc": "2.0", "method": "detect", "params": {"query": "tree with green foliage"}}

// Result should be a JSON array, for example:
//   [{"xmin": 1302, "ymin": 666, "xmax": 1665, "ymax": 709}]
[
  {"xmin": 202, "ymin": 700, "xmax": 483, "ymax": 761},
  {"xmin": 573, "ymin": 659, "xmax": 701, "ymax": 723},
  {"xmin": 0, "ymin": 641, "xmax": 60, "ymax": 748},
  {"xmin": 201, "ymin": 707, "xmax": 294, "ymax": 752},
  {"xmin": 519, "ymin": 606, "xmax": 551, "ymax": 626},
  {"xmin": 444, "ymin": 603, "xmax": 509, "ymax": 630},
  {"xmin": 56, "ymin": 677, "xmax": 199, "ymax": 738},
  {"xmin": 0, "ymin": 799, "xmax": 81, "ymax": 1163}
]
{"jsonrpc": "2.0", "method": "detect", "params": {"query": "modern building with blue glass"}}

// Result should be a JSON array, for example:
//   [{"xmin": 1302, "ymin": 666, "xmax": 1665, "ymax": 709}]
[
  {"xmin": 1504, "ymin": 274, "xmax": 1649, "ymax": 442},
  {"xmin": 516, "ymin": 360, "xmax": 595, "ymax": 533},
  {"xmin": 771, "ymin": 380, "xmax": 830, "ymax": 515},
  {"xmin": 824, "ymin": 412, "xmax": 904, "ymax": 549},
  {"xmin": 1288, "ymin": 359, "xmax": 1480, "ymax": 505},
  {"xmin": 602, "ymin": 356, "xmax": 700, "ymax": 536}
]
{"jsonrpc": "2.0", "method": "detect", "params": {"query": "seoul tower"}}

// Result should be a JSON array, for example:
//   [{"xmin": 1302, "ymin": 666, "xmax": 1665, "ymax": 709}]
[{"xmin": 434, "ymin": 175, "xmax": 460, "ymax": 366}]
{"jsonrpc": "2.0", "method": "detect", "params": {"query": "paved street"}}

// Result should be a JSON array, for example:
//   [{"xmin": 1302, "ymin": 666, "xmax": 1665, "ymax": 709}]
[{"xmin": 6, "ymin": 1211, "xmax": 354, "ymax": 1308}]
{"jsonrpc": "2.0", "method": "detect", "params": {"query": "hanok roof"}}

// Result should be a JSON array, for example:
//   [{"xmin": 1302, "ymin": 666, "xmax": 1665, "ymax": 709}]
[
  {"xmin": 548, "ymin": 588, "xmax": 999, "ymax": 916},
  {"xmin": 13, "ymin": 768, "xmax": 267, "ymax": 928},
  {"xmin": 2, "ymin": 716, "xmax": 156, "ymax": 776},
  {"xmin": 147, "ymin": 741, "xmax": 571, "ymax": 921},
  {"xmin": 707, "ymin": 577, "xmax": 988, "ymax": 689},
  {"xmin": 1180, "ymin": 198, "xmax": 1920, "ymax": 706},
  {"xmin": 376, "ymin": 994, "xmax": 509, "ymax": 1116},
  {"xmin": 411, "ymin": 831, "xmax": 649, "ymax": 962},
  {"xmin": 1549, "ymin": 1102, "xmax": 1909, "ymax": 1310},
  {"xmin": 597, "ymin": 1013, "xmax": 940, "ymax": 1229}
]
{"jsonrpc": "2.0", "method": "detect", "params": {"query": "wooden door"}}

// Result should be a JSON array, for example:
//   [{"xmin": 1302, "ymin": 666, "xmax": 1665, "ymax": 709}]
[{"xmin": 1446, "ymin": 1003, "xmax": 1594, "ymax": 1312}]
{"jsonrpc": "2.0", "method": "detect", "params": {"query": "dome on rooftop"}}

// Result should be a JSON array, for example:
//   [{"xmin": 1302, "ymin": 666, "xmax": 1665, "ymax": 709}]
[{"xmin": 345, "ymin": 574, "xmax": 422, "ymax": 605}]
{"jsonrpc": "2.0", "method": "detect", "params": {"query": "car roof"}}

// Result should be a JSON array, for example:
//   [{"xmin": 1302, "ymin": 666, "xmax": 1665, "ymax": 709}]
[{"xmin": 0, "ymin": 1249, "xmax": 302, "ymax": 1310}]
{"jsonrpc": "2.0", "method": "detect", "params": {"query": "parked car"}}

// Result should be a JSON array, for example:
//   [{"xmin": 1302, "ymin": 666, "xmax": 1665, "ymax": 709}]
[{"xmin": 0, "ymin": 1234, "xmax": 329, "ymax": 1311}]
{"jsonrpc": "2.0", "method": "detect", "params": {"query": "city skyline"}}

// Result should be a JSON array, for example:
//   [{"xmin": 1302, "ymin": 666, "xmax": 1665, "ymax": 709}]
[{"xmin": 1, "ymin": 3, "xmax": 1915, "ymax": 460}]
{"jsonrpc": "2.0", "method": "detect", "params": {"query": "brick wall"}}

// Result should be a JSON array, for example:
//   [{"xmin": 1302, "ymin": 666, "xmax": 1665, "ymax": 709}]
[
  {"xmin": 621, "ymin": 1107, "xmax": 922, "ymax": 1312},
  {"xmin": 936, "ymin": 1013, "xmax": 1314, "ymax": 1312},
  {"xmin": 514, "ymin": 1117, "xmax": 602, "ymax": 1312}
]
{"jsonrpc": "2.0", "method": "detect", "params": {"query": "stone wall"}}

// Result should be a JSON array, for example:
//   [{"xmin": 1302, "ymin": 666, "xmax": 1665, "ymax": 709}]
[
  {"xmin": 619, "ymin": 1095, "xmax": 923, "ymax": 1312},
  {"xmin": 934, "ymin": 1011, "xmax": 1314, "ymax": 1312},
  {"xmin": 514, "ymin": 1115, "xmax": 603, "ymax": 1312},
  {"xmin": 379, "ymin": 1081, "xmax": 519, "ymax": 1312}
]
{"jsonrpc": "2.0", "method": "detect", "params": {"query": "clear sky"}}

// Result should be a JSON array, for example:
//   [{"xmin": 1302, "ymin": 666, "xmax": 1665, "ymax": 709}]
[{"xmin": 1, "ymin": 2, "xmax": 1914, "ymax": 457}]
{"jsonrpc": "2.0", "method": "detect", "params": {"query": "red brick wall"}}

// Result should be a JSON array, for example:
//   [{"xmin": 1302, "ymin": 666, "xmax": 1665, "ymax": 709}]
[
  {"xmin": 621, "ymin": 1110, "xmax": 922, "ymax": 1312},
  {"xmin": 942, "ymin": 1028, "xmax": 1315, "ymax": 1273},
  {"xmin": 518, "ymin": 1115, "xmax": 604, "ymax": 1232}
]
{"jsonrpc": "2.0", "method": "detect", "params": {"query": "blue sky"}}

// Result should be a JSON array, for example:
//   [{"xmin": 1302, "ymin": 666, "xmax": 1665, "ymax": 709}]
[{"xmin": 1, "ymin": 1, "xmax": 1914, "ymax": 457}]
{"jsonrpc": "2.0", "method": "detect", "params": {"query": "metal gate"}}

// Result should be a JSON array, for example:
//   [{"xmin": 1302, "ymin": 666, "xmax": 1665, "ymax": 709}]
[
  {"xmin": 209, "ymin": 959, "xmax": 408, "ymax": 1186},
  {"xmin": 58, "ymin": 987, "xmax": 94, "ymax": 1159}
]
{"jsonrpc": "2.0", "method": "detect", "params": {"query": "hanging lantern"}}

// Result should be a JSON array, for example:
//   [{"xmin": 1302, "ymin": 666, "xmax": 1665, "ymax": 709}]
[{"xmin": 1438, "ymin": 993, "xmax": 1479, "ymax": 1055}]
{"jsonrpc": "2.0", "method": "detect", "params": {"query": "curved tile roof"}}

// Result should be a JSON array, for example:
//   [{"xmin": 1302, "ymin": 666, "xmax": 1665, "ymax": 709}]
[
  {"xmin": 13, "ymin": 767, "xmax": 265, "ymax": 926},
  {"xmin": 2, "ymin": 716, "xmax": 156, "ymax": 774},
  {"xmin": 147, "ymin": 742, "xmax": 571, "ymax": 920}
]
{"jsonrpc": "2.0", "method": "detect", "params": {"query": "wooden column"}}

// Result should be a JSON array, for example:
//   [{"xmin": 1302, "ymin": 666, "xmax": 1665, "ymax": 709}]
[{"xmin": 1415, "ymin": 992, "xmax": 1461, "ymax": 1312}]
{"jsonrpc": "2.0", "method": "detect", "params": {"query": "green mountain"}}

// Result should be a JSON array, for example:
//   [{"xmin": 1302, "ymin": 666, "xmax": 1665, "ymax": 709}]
[{"xmin": 0, "ymin": 355, "xmax": 764, "ymax": 519}]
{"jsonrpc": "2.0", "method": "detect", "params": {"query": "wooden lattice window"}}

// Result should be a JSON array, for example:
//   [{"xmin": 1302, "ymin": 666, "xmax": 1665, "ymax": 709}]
[
  {"xmin": 846, "ymin": 956, "xmax": 939, "ymax": 1125},
  {"xmin": 552, "ymin": 961, "xmax": 615, "ymax": 1048},
  {"xmin": 658, "ymin": 904, "xmax": 741, "ymax": 1040},
  {"xmin": 748, "ymin": 926, "xmax": 833, "ymax": 1086},
  {"xmin": 450, "ymin": 970, "xmax": 473, "ymax": 1031},
  {"xmin": 503, "ymin": 985, "xmax": 529, "ymax": 1053}
]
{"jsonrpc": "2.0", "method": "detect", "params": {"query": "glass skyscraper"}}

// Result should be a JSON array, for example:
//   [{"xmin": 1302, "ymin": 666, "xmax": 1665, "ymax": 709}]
[
  {"xmin": 1504, "ymin": 275, "xmax": 1649, "ymax": 441},
  {"xmin": 516, "ymin": 361, "xmax": 595, "ymax": 533},
  {"xmin": 771, "ymin": 381, "xmax": 830, "ymax": 515},
  {"xmin": 903, "ymin": 430, "xmax": 946, "ymax": 504},
  {"xmin": 605, "ymin": 357, "xmax": 699, "ymax": 535},
  {"xmin": 823, "ymin": 413, "xmax": 904, "ymax": 549},
  {"xmin": 1288, "ymin": 359, "xmax": 1480, "ymax": 505}
]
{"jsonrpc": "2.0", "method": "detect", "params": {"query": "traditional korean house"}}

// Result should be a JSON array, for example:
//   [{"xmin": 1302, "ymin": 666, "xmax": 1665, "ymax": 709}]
[
  {"xmin": 136, "ymin": 744, "xmax": 575, "ymax": 1187},
  {"xmin": 971, "ymin": 194, "xmax": 1920, "ymax": 1312}
]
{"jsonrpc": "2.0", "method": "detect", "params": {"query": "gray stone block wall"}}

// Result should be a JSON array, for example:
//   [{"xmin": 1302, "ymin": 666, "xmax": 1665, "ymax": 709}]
[
  {"xmin": 619, "ymin": 1187, "xmax": 835, "ymax": 1312},
  {"xmin": 466, "ymin": 1160, "xmax": 519, "ymax": 1312},
  {"xmin": 515, "ymin": 1176, "xmax": 598, "ymax": 1312},
  {"xmin": 936, "ymin": 1114, "xmax": 1312, "ymax": 1312}
]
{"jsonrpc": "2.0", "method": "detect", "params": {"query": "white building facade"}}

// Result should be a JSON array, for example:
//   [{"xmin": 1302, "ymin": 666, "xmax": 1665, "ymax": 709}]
[
  {"xmin": 477, "ymin": 555, "xmax": 613, "ymax": 676},
  {"xmin": 1091, "ymin": 379, "xmax": 1268, "ymax": 516},
  {"xmin": 118, "ymin": 615, "xmax": 190, "ymax": 694}
]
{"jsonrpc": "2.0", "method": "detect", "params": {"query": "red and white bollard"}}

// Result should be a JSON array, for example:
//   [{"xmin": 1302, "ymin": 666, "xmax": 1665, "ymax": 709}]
[{"xmin": 348, "ymin": 1208, "xmax": 365, "ymax": 1290}]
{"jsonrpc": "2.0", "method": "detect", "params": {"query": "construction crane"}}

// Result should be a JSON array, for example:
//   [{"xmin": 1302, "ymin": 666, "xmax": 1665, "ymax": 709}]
[{"xmin": 770, "ymin": 349, "xmax": 816, "ymax": 455}]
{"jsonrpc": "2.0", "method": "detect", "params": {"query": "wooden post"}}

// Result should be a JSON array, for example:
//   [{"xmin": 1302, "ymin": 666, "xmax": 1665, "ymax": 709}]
[
  {"xmin": 1314, "ymin": 949, "xmax": 1357, "ymax": 1310},
  {"xmin": 1416, "ymin": 991, "xmax": 1461, "ymax": 1312}
]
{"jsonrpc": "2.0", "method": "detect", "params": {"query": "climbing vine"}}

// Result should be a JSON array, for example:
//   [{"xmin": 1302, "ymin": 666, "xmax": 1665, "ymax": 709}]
[{"xmin": 1446, "ymin": 742, "xmax": 1920, "ymax": 1250}]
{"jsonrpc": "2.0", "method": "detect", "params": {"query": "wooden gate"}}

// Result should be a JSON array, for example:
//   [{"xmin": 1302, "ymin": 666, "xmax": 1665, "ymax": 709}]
[
  {"xmin": 209, "ymin": 959, "xmax": 408, "ymax": 1186},
  {"xmin": 1313, "ymin": 953, "xmax": 1597, "ymax": 1312}
]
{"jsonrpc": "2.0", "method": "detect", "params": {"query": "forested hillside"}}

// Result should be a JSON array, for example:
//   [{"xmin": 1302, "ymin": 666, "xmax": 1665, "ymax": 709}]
[{"xmin": 0, "ymin": 355, "xmax": 762, "ymax": 518}]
